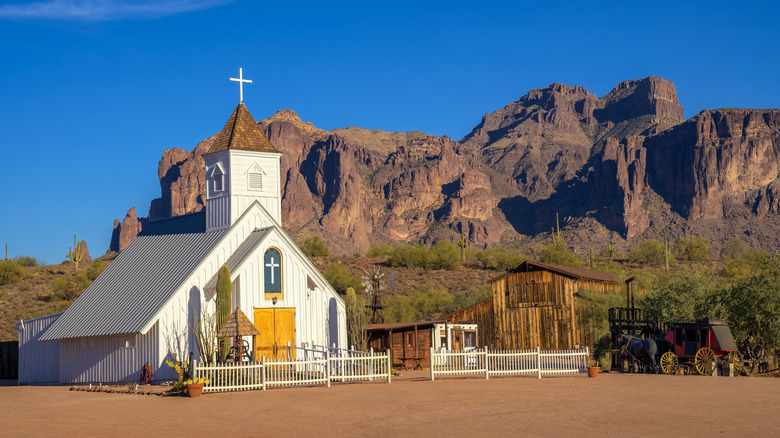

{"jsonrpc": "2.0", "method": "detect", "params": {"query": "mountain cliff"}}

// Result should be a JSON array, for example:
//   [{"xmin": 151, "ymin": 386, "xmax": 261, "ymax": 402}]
[{"xmin": 109, "ymin": 76, "xmax": 780, "ymax": 257}]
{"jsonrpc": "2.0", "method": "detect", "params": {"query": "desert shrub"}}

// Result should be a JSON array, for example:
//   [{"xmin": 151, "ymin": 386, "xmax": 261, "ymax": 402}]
[
  {"xmin": 0, "ymin": 260, "xmax": 28, "ymax": 286},
  {"xmin": 450, "ymin": 285, "xmax": 492, "ymax": 313},
  {"xmin": 640, "ymin": 269, "xmax": 720, "ymax": 325},
  {"xmin": 476, "ymin": 246, "xmax": 524, "ymax": 271},
  {"xmin": 387, "ymin": 243, "xmax": 430, "ymax": 268},
  {"xmin": 538, "ymin": 238, "xmax": 580, "ymax": 268},
  {"xmin": 627, "ymin": 239, "xmax": 669, "ymax": 266},
  {"xmin": 721, "ymin": 250, "xmax": 772, "ymax": 280},
  {"xmin": 720, "ymin": 238, "xmax": 750, "ymax": 260},
  {"xmin": 86, "ymin": 261, "xmax": 106, "ymax": 281},
  {"xmin": 50, "ymin": 273, "xmax": 91, "ymax": 301},
  {"xmin": 300, "ymin": 236, "xmax": 329, "ymax": 257},
  {"xmin": 323, "ymin": 264, "xmax": 362, "ymax": 294},
  {"xmin": 674, "ymin": 236, "xmax": 712, "ymax": 261},
  {"xmin": 12, "ymin": 255, "xmax": 39, "ymax": 267},
  {"xmin": 597, "ymin": 245, "xmax": 623, "ymax": 259},
  {"xmin": 385, "ymin": 282, "xmax": 453, "ymax": 322},
  {"xmin": 428, "ymin": 241, "xmax": 461, "ymax": 270},
  {"xmin": 367, "ymin": 243, "xmax": 394, "ymax": 257}
]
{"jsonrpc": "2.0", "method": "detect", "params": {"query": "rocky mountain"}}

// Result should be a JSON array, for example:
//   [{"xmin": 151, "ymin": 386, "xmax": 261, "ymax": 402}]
[{"xmin": 109, "ymin": 76, "xmax": 780, "ymax": 257}]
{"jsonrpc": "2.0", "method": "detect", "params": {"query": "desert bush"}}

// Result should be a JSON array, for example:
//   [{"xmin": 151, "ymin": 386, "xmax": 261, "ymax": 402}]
[
  {"xmin": 720, "ymin": 238, "xmax": 750, "ymax": 260},
  {"xmin": 12, "ymin": 255, "xmax": 39, "ymax": 267},
  {"xmin": 50, "ymin": 273, "xmax": 91, "ymax": 301},
  {"xmin": 476, "ymin": 246, "xmax": 524, "ymax": 271},
  {"xmin": 300, "ymin": 236, "xmax": 329, "ymax": 257},
  {"xmin": 450, "ymin": 285, "xmax": 492, "ymax": 312},
  {"xmin": 86, "ymin": 261, "xmax": 106, "ymax": 281},
  {"xmin": 640, "ymin": 269, "xmax": 719, "ymax": 325},
  {"xmin": 674, "ymin": 236, "xmax": 712, "ymax": 261},
  {"xmin": 627, "ymin": 239, "xmax": 670, "ymax": 266},
  {"xmin": 367, "ymin": 243, "xmax": 394, "ymax": 257},
  {"xmin": 538, "ymin": 238, "xmax": 580, "ymax": 267},
  {"xmin": 428, "ymin": 241, "xmax": 461, "ymax": 270},
  {"xmin": 385, "ymin": 282, "xmax": 453, "ymax": 322},
  {"xmin": 0, "ymin": 260, "xmax": 28, "ymax": 286},
  {"xmin": 323, "ymin": 264, "xmax": 362, "ymax": 294},
  {"xmin": 387, "ymin": 243, "xmax": 430, "ymax": 268}
]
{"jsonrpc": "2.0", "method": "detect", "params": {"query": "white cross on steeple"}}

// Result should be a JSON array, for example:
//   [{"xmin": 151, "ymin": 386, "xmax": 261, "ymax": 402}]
[
  {"xmin": 229, "ymin": 67, "xmax": 252, "ymax": 103},
  {"xmin": 266, "ymin": 256, "xmax": 280, "ymax": 283}
]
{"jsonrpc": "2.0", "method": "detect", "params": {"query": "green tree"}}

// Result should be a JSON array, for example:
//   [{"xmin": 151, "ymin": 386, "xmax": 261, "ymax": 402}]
[
  {"xmin": 674, "ymin": 235, "xmax": 712, "ymax": 261},
  {"xmin": 429, "ymin": 240, "xmax": 461, "ymax": 270},
  {"xmin": 323, "ymin": 264, "xmax": 362, "ymax": 294},
  {"xmin": 50, "ymin": 273, "xmax": 91, "ymax": 301},
  {"xmin": 719, "ymin": 256, "xmax": 780, "ymax": 373},
  {"xmin": 641, "ymin": 269, "xmax": 719, "ymax": 325},
  {"xmin": 720, "ymin": 238, "xmax": 750, "ymax": 260},
  {"xmin": 450, "ymin": 285, "xmax": 492, "ymax": 313},
  {"xmin": 367, "ymin": 243, "xmax": 394, "ymax": 257},
  {"xmin": 627, "ymin": 239, "xmax": 670, "ymax": 266},
  {"xmin": 300, "ymin": 236, "xmax": 329, "ymax": 257},
  {"xmin": 538, "ymin": 238, "xmax": 580, "ymax": 267},
  {"xmin": 387, "ymin": 243, "xmax": 430, "ymax": 268},
  {"xmin": 385, "ymin": 282, "xmax": 453, "ymax": 322},
  {"xmin": 12, "ymin": 255, "xmax": 39, "ymax": 267},
  {"xmin": 476, "ymin": 246, "xmax": 524, "ymax": 271}
]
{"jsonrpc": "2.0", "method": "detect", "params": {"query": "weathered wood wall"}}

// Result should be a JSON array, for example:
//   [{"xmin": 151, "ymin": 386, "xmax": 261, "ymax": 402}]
[
  {"xmin": 367, "ymin": 327, "xmax": 433, "ymax": 368},
  {"xmin": 491, "ymin": 268, "xmax": 621, "ymax": 350},
  {"xmin": 446, "ymin": 297, "xmax": 495, "ymax": 348},
  {"xmin": 0, "ymin": 341, "xmax": 19, "ymax": 380}
]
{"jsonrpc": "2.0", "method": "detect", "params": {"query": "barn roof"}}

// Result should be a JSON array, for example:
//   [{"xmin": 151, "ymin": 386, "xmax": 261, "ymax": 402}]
[
  {"xmin": 502, "ymin": 260, "xmax": 619, "ymax": 284},
  {"xmin": 203, "ymin": 227, "xmax": 273, "ymax": 291},
  {"xmin": 40, "ymin": 212, "xmax": 228, "ymax": 341},
  {"xmin": 204, "ymin": 103, "xmax": 279, "ymax": 155},
  {"xmin": 366, "ymin": 321, "xmax": 444, "ymax": 331}
]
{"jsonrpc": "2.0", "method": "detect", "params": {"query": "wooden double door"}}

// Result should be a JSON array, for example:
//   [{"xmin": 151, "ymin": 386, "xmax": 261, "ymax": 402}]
[{"xmin": 253, "ymin": 308, "xmax": 296, "ymax": 361}]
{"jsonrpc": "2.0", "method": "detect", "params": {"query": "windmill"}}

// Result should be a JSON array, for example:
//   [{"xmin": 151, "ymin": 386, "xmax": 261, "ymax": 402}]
[{"xmin": 361, "ymin": 265, "xmax": 386, "ymax": 324}]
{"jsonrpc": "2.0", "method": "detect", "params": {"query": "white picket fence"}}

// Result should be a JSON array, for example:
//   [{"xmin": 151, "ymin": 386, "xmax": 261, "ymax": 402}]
[
  {"xmin": 192, "ymin": 347, "xmax": 391, "ymax": 393},
  {"xmin": 430, "ymin": 346, "xmax": 589, "ymax": 380}
]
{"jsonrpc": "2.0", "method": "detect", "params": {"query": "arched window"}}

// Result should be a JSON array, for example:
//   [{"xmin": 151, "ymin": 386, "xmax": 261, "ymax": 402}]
[{"xmin": 264, "ymin": 247, "xmax": 282, "ymax": 298}]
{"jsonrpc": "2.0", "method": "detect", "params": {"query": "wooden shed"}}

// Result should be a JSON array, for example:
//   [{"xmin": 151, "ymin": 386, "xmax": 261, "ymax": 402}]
[
  {"xmin": 447, "ymin": 261, "xmax": 621, "ymax": 350},
  {"xmin": 367, "ymin": 321, "xmax": 441, "ymax": 369}
]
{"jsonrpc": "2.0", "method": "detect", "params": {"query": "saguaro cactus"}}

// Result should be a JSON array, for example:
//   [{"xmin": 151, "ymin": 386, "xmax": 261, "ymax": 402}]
[
  {"xmin": 68, "ymin": 234, "xmax": 83, "ymax": 273},
  {"xmin": 216, "ymin": 265, "xmax": 232, "ymax": 361},
  {"xmin": 663, "ymin": 236, "xmax": 671, "ymax": 272},
  {"xmin": 457, "ymin": 228, "xmax": 467, "ymax": 263},
  {"xmin": 589, "ymin": 247, "xmax": 594, "ymax": 269}
]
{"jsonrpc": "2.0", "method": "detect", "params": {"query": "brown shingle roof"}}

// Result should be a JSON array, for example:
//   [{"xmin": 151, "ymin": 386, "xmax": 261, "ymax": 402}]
[
  {"xmin": 204, "ymin": 103, "xmax": 279, "ymax": 155},
  {"xmin": 217, "ymin": 307, "xmax": 262, "ymax": 338},
  {"xmin": 505, "ymin": 260, "xmax": 619, "ymax": 283}
]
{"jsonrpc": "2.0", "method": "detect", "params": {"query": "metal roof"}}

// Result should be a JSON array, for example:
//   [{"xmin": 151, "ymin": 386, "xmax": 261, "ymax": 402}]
[
  {"xmin": 40, "ymin": 212, "xmax": 228, "ymax": 341},
  {"xmin": 203, "ymin": 227, "xmax": 273, "ymax": 290}
]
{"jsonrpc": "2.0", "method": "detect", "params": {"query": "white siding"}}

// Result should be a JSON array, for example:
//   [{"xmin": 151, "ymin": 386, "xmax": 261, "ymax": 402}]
[
  {"xmin": 16, "ymin": 313, "xmax": 61, "ymax": 384},
  {"xmin": 228, "ymin": 150, "xmax": 282, "ymax": 224},
  {"xmin": 59, "ymin": 322, "xmax": 160, "ymax": 384}
]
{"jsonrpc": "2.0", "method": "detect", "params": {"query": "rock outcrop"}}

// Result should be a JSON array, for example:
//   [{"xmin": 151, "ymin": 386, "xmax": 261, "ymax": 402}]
[{"xmin": 107, "ymin": 77, "xmax": 780, "ymax": 257}]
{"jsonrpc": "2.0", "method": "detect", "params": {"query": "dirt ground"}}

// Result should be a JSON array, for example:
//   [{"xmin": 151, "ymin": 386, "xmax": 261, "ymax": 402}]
[{"xmin": 1, "ymin": 371, "xmax": 778, "ymax": 437}]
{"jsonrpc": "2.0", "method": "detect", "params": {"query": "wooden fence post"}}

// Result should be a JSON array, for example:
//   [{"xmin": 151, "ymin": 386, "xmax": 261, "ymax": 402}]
[
  {"xmin": 536, "ymin": 346, "xmax": 541, "ymax": 379},
  {"xmin": 484, "ymin": 346, "xmax": 490, "ymax": 380},
  {"xmin": 430, "ymin": 347, "xmax": 435, "ymax": 381},
  {"xmin": 325, "ymin": 350, "xmax": 331, "ymax": 388},
  {"xmin": 261, "ymin": 355, "xmax": 266, "ymax": 391},
  {"xmin": 584, "ymin": 346, "xmax": 589, "ymax": 373},
  {"xmin": 387, "ymin": 349, "xmax": 392, "ymax": 384}
]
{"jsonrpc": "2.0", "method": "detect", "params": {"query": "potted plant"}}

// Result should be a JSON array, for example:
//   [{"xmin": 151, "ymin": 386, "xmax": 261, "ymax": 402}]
[
  {"xmin": 587, "ymin": 357, "xmax": 601, "ymax": 378},
  {"xmin": 185, "ymin": 376, "xmax": 209, "ymax": 398}
]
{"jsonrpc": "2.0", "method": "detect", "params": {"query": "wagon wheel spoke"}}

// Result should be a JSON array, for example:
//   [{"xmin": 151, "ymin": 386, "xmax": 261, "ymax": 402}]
[
  {"xmin": 660, "ymin": 352, "xmax": 678, "ymax": 375},
  {"xmin": 728, "ymin": 351, "xmax": 743, "ymax": 375},
  {"xmin": 694, "ymin": 347, "xmax": 715, "ymax": 375}
]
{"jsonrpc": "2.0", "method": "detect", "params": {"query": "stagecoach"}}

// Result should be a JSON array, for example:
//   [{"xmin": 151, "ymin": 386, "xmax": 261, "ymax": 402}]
[{"xmin": 658, "ymin": 318, "xmax": 743, "ymax": 375}]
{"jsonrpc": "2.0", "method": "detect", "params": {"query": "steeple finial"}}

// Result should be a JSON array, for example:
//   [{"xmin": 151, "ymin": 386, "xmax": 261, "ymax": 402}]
[{"xmin": 229, "ymin": 67, "xmax": 252, "ymax": 103}]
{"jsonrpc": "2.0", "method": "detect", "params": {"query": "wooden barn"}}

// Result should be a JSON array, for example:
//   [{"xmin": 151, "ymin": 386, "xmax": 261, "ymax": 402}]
[{"xmin": 446, "ymin": 261, "xmax": 621, "ymax": 350}]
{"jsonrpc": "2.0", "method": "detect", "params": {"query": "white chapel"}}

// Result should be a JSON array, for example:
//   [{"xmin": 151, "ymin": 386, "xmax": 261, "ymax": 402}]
[{"xmin": 18, "ymin": 71, "xmax": 347, "ymax": 384}]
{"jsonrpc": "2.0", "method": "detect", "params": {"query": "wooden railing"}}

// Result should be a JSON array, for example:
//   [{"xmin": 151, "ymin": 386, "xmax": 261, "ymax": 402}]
[
  {"xmin": 430, "ymin": 347, "xmax": 589, "ymax": 380},
  {"xmin": 192, "ymin": 348, "xmax": 391, "ymax": 393}
]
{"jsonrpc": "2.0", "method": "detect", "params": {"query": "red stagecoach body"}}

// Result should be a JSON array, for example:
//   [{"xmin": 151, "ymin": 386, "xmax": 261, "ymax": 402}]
[{"xmin": 659, "ymin": 318, "xmax": 742, "ymax": 375}]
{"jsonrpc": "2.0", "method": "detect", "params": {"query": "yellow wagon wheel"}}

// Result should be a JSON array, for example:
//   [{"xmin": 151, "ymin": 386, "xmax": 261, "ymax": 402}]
[
  {"xmin": 660, "ymin": 352, "xmax": 679, "ymax": 375},
  {"xmin": 728, "ymin": 351, "xmax": 744, "ymax": 375},
  {"xmin": 694, "ymin": 347, "xmax": 715, "ymax": 375}
]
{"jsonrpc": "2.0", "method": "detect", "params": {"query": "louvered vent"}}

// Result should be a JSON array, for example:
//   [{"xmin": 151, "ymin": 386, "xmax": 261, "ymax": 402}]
[
  {"xmin": 214, "ymin": 175, "xmax": 223, "ymax": 191},
  {"xmin": 249, "ymin": 172, "xmax": 263, "ymax": 191}
]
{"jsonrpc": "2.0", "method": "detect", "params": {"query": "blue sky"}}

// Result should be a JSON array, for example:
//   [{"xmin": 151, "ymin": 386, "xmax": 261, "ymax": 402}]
[{"xmin": 1, "ymin": 0, "xmax": 778, "ymax": 264}]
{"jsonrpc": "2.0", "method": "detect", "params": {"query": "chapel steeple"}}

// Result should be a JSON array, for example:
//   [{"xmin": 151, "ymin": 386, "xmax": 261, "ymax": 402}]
[{"xmin": 204, "ymin": 69, "xmax": 282, "ymax": 233}]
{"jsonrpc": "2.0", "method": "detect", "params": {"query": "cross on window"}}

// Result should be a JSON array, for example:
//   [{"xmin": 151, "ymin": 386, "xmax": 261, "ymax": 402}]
[{"xmin": 265, "ymin": 257, "xmax": 280, "ymax": 284}]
